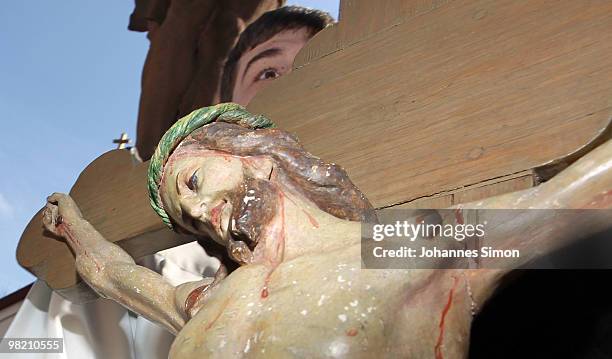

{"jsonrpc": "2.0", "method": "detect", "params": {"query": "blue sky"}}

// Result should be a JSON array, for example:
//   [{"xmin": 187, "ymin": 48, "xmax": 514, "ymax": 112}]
[{"xmin": 0, "ymin": 1, "xmax": 338, "ymax": 297}]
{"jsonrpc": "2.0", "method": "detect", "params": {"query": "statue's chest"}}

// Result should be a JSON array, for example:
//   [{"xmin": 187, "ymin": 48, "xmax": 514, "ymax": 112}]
[{"xmin": 170, "ymin": 250, "xmax": 392, "ymax": 358}]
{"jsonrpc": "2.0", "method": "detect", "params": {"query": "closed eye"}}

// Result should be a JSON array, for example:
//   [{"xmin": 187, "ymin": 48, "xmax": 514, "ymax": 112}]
[{"xmin": 187, "ymin": 171, "xmax": 199, "ymax": 191}]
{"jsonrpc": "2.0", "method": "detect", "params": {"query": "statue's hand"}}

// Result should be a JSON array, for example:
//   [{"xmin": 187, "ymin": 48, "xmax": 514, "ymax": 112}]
[{"xmin": 42, "ymin": 193, "xmax": 83, "ymax": 236}]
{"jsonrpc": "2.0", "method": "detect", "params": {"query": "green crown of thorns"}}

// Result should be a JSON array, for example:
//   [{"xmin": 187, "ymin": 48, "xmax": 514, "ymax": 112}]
[{"xmin": 148, "ymin": 103, "xmax": 276, "ymax": 228}]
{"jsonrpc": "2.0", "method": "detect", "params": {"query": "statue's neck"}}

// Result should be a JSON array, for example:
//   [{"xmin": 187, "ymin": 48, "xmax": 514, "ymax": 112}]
[{"xmin": 252, "ymin": 188, "xmax": 361, "ymax": 266}]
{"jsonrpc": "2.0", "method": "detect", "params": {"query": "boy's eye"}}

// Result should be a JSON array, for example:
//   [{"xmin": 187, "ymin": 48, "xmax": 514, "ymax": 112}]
[
  {"xmin": 187, "ymin": 172, "xmax": 198, "ymax": 191},
  {"xmin": 256, "ymin": 68, "xmax": 280, "ymax": 81}
]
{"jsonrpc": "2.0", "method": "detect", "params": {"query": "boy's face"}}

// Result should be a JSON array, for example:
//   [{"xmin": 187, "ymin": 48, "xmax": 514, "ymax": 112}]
[{"xmin": 231, "ymin": 27, "xmax": 312, "ymax": 106}]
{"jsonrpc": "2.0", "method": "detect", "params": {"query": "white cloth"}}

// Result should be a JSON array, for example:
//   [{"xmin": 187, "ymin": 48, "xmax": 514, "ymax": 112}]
[{"xmin": 1, "ymin": 242, "xmax": 218, "ymax": 359}]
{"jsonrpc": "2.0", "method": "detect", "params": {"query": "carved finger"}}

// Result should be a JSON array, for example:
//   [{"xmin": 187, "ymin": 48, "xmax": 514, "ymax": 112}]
[
  {"xmin": 42, "ymin": 207, "xmax": 52, "ymax": 228},
  {"xmin": 47, "ymin": 192, "xmax": 82, "ymax": 219},
  {"xmin": 42, "ymin": 204, "xmax": 59, "ymax": 232},
  {"xmin": 47, "ymin": 192, "xmax": 66, "ymax": 204}
]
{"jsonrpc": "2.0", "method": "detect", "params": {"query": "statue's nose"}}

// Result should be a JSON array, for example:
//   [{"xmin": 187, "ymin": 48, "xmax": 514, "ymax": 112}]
[{"xmin": 180, "ymin": 197, "xmax": 207, "ymax": 220}]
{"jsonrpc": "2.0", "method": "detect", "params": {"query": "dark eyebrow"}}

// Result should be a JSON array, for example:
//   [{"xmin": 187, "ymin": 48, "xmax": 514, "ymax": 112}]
[{"xmin": 242, "ymin": 47, "xmax": 283, "ymax": 80}]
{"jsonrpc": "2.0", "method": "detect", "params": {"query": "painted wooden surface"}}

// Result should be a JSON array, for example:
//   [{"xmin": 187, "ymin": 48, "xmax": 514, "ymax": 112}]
[
  {"xmin": 249, "ymin": 0, "xmax": 612, "ymax": 208},
  {"xmin": 453, "ymin": 173, "xmax": 534, "ymax": 205},
  {"xmin": 388, "ymin": 171, "xmax": 534, "ymax": 209},
  {"xmin": 295, "ymin": 0, "xmax": 453, "ymax": 67}
]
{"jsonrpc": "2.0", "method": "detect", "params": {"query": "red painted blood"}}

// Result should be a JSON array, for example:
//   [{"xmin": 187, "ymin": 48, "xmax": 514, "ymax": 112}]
[{"xmin": 434, "ymin": 276, "xmax": 459, "ymax": 359}]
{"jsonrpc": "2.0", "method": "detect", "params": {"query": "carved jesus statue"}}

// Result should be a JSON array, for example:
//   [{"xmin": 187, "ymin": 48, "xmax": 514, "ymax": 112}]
[{"xmin": 42, "ymin": 104, "xmax": 611, "ymax": 358}]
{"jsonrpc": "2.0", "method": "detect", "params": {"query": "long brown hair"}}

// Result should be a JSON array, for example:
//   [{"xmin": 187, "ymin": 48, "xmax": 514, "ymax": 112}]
[{"xmin": 179, "ymin": 122, "xmax": 377, "ymax": 223}]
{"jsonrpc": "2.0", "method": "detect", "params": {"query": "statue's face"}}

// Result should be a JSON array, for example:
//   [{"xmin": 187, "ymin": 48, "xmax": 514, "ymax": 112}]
[
  {"xmin": 231, "ymin": 28, "xmax": 312, "ymax": 106},
  {"xmin": 159, "ymin": 148, "xmax": 276, "ymax": 247}
]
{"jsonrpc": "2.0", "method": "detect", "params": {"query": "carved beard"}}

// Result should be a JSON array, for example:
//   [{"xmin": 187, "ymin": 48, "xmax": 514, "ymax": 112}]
[{"xmin": 227, "ymin": 176, "xmax": 279, "ymax": 249}]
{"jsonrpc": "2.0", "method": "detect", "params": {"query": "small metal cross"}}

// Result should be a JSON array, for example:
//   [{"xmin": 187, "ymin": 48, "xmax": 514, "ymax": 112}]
[{"xmin": 113, "ymin": 132, "xmax": 130, "ymax": 149}]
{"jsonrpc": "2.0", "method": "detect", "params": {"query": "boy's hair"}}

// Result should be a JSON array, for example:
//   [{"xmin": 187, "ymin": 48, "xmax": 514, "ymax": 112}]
[{"xmin": 220, "ymin": 6, "xmax": 334, "ymax": 102}]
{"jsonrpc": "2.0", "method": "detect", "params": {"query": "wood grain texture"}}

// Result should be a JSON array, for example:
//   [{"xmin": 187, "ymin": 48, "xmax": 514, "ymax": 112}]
[
  {"xmin": 249, "ymin": 0, "xmax": 612, "ymax": 208},
  {"xmin": 385, "ymin": 171, "xmax": 533, "ymax": 209},
  {"xmin": 453, "ymin": 173, "xmax": 534, "ymax": 205},
  {"xmin": 393, "ymin": 194, "xmax": 453, "ymax": 209},
  {"xmin": 295, "ymin": 0, "xmax": 451, "ymax": 67}
]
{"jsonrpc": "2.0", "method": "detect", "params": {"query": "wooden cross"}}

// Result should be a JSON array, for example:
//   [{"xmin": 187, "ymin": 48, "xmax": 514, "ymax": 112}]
[{"xmin": 16, "ymin": 0, "xmax": 612, "ymax": 302}]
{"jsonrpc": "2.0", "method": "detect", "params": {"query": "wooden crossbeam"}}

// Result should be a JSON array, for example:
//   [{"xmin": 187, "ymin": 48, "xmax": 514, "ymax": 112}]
[{"xmin": 249, "ymin": 0, "xmax": 612, "ymax": 207}]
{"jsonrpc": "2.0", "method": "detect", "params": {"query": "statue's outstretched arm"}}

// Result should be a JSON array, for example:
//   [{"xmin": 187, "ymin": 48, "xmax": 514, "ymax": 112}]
[
  {"xmin": 42, "ymin": 193, "xmax": 186, "ymax": 334},
  {"xmin": 471, "ymin": 139, "xmax": 610, "ymax": 256},
  {"xmin": 469, "ymin": 139, "xmax": 612, "ymax": 211},
  {"xmin": 465, "ymin": 139, "xmax": 612, "ymax": 303}
]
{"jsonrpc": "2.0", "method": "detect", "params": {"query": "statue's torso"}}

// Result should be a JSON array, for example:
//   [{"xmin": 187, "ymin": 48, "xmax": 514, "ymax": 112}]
[{"xmin": 169, "ymin": 244, "xmax": 472, "ymax": 358}]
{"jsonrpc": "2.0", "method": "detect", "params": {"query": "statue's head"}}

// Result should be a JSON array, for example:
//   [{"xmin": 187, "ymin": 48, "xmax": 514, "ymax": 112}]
[{"xmin": 149, "ymin": 104, "xmax": 375, "ymax": 251}]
